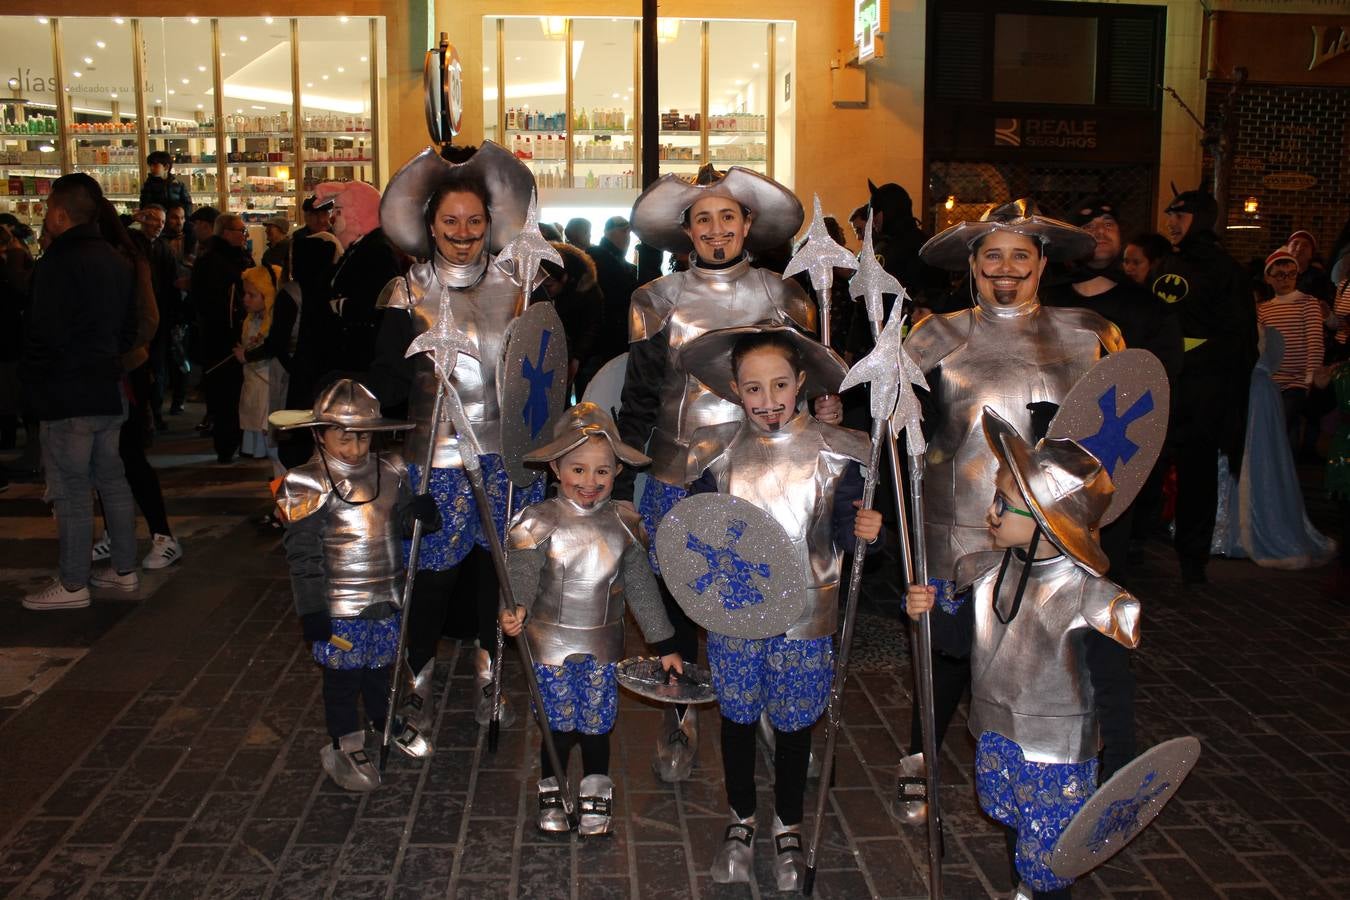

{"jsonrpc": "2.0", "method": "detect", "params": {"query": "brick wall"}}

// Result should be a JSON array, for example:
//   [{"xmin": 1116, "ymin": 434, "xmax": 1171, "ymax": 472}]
[{"xmin": 1203, "ymin": 81, "xmax": 1350, "ymax": 271}]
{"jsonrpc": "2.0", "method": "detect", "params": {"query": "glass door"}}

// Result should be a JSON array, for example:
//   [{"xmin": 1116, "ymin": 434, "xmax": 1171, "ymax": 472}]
[
  {"xmin": 656, "ymin": 19, "xmax": 703, "ymax": 177},
  {"xmin": 218, "ymin": 16, "xmax": 296, "ymax": 223},
  {"xmin": 62, "ymin": 17, "xmax": 142, "ymax": 216},
  {"xmin": 570, "ymin": 17, "xmax": 637, "ymax": 192},
  {"xmin": 142, "ymin": 17, "xmax": 220, "ymax": 209},
  {"xmin": 501, "ymin": 16, "xmax": 569, "ymax": 190},
  {"xmin": 0, "ymin": 18, "xmax": 62, "ymax": 231},
  {"xmin": 298, "ymin": 16, "xmax": 378, "ymax": 202}
]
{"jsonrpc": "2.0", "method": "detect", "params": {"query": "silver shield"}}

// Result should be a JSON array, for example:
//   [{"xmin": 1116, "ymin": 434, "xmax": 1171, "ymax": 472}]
[
  {"xmin": 499, "ymin": 302, "xmax": 570, "ymax": 488},
  {"xmin": 1047, "ymin": 348, "xmax": 1170, "ymax": 527},
  {"xmin": 616, "ymin": 657, "xmax": 718, "ymax": 705},
  {"xmin": 1051, "ymin": 736, "xmax": 1201, "ymax": 879},
  {"xmin": 655, "ymin": 493, "xmax": 807, "ymax": 639}
]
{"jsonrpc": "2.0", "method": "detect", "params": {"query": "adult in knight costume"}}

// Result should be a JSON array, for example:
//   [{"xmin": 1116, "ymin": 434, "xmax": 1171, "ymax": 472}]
[
  {"xmin": 364, "ymin": 142, "xmax": 540, "ymax": 751},
  {"xmin": 679, "ymin": 325, "xmax": 882, "ymax": 890},
  {"xmin": 272, "ymin": 379, "xmax": 440, "ymax": 791},
  {"xmin": 906, "ymin": 407, "xmax": 1140, "ymax": 898},
  {"xmin": 615, "ymin": 164, "xmax": 817, "ymax": 781},
  {"xmin": 499, "ymin": 402, "xmax": 682, "ymax": 836},
  {"xmin": 895, "ymin": 200, "xmax": 1123, "ymax": 821}
]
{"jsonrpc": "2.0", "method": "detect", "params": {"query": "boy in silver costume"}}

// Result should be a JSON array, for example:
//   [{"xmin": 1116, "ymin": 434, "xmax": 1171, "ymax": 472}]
[
  {"xmin": 273, "ymin": 380, "xmax": 441, "ymax": 792},
  {"xmin": 680, "ymin": 325, "xmax": 882, "ymax": 890},
  {"xmin": 497, "ymin": 403, "xmax": 683, "ymax": 836},
  {"xmin": 617, "ymin": 164, "xmax": 822, "ymax": 781},
  {"xmin": 907, "ymin": 407, "xmax": 1139, "ymax": 899}
]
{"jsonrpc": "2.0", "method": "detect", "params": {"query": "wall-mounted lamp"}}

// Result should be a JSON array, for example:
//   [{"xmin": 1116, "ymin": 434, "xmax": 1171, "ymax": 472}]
[
  {"xmin": 944, "ymin": 195, "xmax": 955, "ymax": 211},
  {"xmin": 1243, "ymin": 196, "xmax": 1259, "ymax": 214}
]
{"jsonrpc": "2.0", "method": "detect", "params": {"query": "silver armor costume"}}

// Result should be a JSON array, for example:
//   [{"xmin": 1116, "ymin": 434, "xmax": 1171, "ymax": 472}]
[
  {"xmin": 686, "ymin": 415, "xmax": 871, "ymax": 640},
  {"xmin": 277, "ymin": 453, "xmax": 409, "ymax": 617},
  {"xmin": 381, "ymin": 253, "xmax": 524, "ymax": 470},
  {"xmin": 955, "ymin": 550, "xmax": 1140, "ymax": 765},
  {"xmin": 629, "ymin": 258, "xmax": 816, "ymax": 484},
  {"xmin": 506, "ymin": 497, "xmax": 672, "ymax": 666},
  {"xmin": 903, "ymin": 298, "xmax": 1123, "ymax": 579}
]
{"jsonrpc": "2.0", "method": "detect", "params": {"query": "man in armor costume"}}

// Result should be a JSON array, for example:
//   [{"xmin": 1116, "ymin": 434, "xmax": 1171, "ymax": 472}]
[
  {"xmin": 498, "ymin": 403, "xmax": 682, "ymax": 835},
  {"xmin": 895, "ymin": 201, "xmax": 1123, "ymax": 821},
  {"xmin": 364, "ymin": 143, "xmax": 539, "ymax": 754},
  {"xmin": 680, "ymin": 325, "xmax": 882, "ymax": 890},
  {"xmin": 616, "ymin": 164, "xmax": 818, "ymax": 781},
  {"xmin": 907, "ymin": 408, "xmax": 1139, "ymax": 899},
  {"xmin": 273, "ymin": 379, "xmax": 441, "ymax": 791}
]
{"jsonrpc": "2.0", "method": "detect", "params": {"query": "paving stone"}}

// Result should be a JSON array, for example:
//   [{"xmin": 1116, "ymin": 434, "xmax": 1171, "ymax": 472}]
[
  {"xmin": 183, "ymin": 793, "xmax": 255, "ymax": 844},
  {"xmin": 224, "ymin": 818, "xmax": 296, "ymax": 875},
  {"xmin": 295, "ymin": 793, "xmax": 361, "ymax": 845},
  {"xmin": 451, "ymin": 877, "xmax": 512, "ymax": 900},
  {"xmin": 102, "ymin": 821, "xmax": 182, "ymax": 877},
  {"xmin": 516, "ymin": 844, "xmax": 571, "ymax": 899},
  {"xmin": 38, "ymin": 767, "xmax": 117, "ymax": 818},
  {"xmin": 410, "ymin": 792, "xmax": 466, "ymax": 844},
  {"xmin": 145, "ymin": 768, "xmax": 220, "ymax": 818},
  {"xmin": 634, "ymin": 843, "xmax": 693, "ymax": 899},
  {"xmin": 70, "ymin": 792, "xmax": 150, "ymax": 844},
  {"xmin": 83, "ymin": 728, "xmax": 151, "ymax": 770},
  {"xmin": 456, "ymin": 819, "xmax": 518, "ymax": 877},
  {"xmin": 81, "ymin": 881, "xmax": 149, "ymax": 900}
]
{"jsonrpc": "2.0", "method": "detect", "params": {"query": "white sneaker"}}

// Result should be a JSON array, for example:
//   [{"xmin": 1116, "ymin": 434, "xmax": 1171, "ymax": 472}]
[
  {"xmin": 89, "ymin": 568, "xmax": 140, "ymax": 593},
  {"xmin": 142, "ymin": 534, "xmax": 183, "ymax": 570},
  {"xmin": 23, "ymin": 578, "xmax": 92, "ymax": 611},
  {"xmin": 91, "ymin": 531, "xmax": 111, "ymax": 562}
]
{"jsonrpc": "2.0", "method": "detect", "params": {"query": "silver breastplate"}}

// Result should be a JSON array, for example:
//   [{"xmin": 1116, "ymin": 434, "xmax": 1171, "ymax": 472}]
[
  {"xmin": 708, "ymin": 417, "xmax": 855, "ymax": 640},
  {"xmin": 643, "ymin": 260, "xmax": 811, "ymax": 483},
  {"xmin": 399, "ymin": 255, "xmax": 524, "ymax": 469},
  {"xmin": 524, "ymin": 498, "xmax": 637, "ymax": 666},
  {"xmin": 917, "ymin": 302, "xmax": 1108, "ymax": 579}
]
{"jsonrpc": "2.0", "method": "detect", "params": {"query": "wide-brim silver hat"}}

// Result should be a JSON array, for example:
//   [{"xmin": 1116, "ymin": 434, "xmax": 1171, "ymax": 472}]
[
  {"xmin": 679, "ymin": 322, "xmax": 848, "ymax": 406},
  {"xmin": 523, "ymin": 401, "xmax": 651, "ymax": 467},
  {"xmin": 981, "ymin": 407, "xmax": 1113, "ymax": 577},
  {"xmin": 380, "ymin": 142, "xmax": 536, "ymax": 259},
  {"xmin": 629, "ymin": 164, "xmax": 804, "ymax": 254},
  {"xmin": 269, "ymin": 379, "xmax": 413, "ymax": 433},
  {"xmin": 919, "ymin": 198, "xmax": 1097, "ymax": 270}
]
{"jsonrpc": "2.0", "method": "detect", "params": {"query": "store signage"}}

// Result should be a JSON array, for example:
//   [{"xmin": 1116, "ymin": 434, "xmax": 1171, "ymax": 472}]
[
  {"xmin": 994, "ymin": 117, "xmax": 1098, "ymax": 150},
  {"xmin": 1262, "ymin": 171, "xmax": 1318, "ymax": 191},
  {"xmin": 1309, "ymin": 24, "xmax": 1350, "ymax": 71},
  {"xmin": 854, "ymin": 0, "xmax": 886, "ymax": 63},
  {"xmin": 9, "ymin": 68, "xmax": 141, "ymax": 97},
  {"xmin": 9, "ymin": 69, "xmax": 57, "ymax": 94}
]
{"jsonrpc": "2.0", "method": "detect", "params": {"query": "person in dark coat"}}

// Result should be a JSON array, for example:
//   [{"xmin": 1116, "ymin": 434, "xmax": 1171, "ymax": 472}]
[
  {"xmin": 191, "ymin": 212, "xmax": 254, "ymax": 463},
  {"xmin": 582, "ymin": 215, "xmax": 639, "ymax": 389},
  {"xmin": 275, "ymin": 232, "xmax": 343, "ymax": 469},
  {"xmin": 1155, "ymin": 189, "xmax": 1258, "ymax": 584},
  {"xmin": 315, "ymin": 182, "xmax": 402, "ymax": 371},
  {"xmin": 540, "ymin": 241, "xmax": 603, "ymax": 399},
  {"xmin": 139, "ymin": 151, "xmax": 193, "ymax": 216}
]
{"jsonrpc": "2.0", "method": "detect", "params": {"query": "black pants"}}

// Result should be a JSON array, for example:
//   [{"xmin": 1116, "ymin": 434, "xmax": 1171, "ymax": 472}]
[
  {"xmin": 1172, "ymin": 373, "xmax": 1226, "ymax": 572},
  {"xmin": 202, "ymin": 362, "xmax": 242, "ymax": 460},
  {"xmin": 721, "ymin": 716, "xmax": 813, "ymax": 825},
  {"xmin": 540, "ymin": 731, "xmax": 610, "ymax": 779},
  {"xmin": 114, "ymin": 367, "xmax": 172, "ymax": 538},
  {"xmin": 907, "ymin": 651, "xmax": 970, "ymax": 757},
  {"xmin": 406, "ymin": 546, "xmax": 501, "ymax": 674},
  {"xmin": 322, "ymin": 666, "xmax": 391, "ymax": 740}
]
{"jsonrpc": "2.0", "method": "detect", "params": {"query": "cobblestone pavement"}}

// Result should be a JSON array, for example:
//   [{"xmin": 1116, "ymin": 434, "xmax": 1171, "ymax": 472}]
[{"xmin": 1, "ymin": 416, "xmax": 1347, "ymax": 899}]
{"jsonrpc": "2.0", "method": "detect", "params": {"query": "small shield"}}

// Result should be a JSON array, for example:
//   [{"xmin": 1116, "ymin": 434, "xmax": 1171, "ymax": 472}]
[
  {"xmin": 1048, "ymin": 349, "xmax": 1170, "ymax": 527},
  {"xmin": 499, "ymin": 303, "xmax": 570, "ymax": 488},
  {"xmin": 1051, "ymin": 736, "xmax": 1201, "ymax": 879},
  {"xmin": 616, "ymin": 657, "xmax": 719, "ymax": 705},
  {"xmin": 656, "ymin": 493, "xmax": 807, "ymax": 639}
]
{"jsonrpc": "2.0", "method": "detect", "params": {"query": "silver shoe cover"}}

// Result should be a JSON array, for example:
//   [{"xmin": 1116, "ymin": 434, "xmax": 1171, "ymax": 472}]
[
  {"xmin": 537, "ymin": 776, "xmax": 571, "ymax": 833},
  {"xmin": 400, "ymin": 659, "xmax": 436, "ymax": 734},
  {"xmin": 652, "ymin": 705, "xmax": 698, "ymax": 783},
  {"xmin": 771, "ymin": 816, "xmax": 805, "ymax": 892},
  {"xmin": 1009, "ymin": 883, "xmax": 1034, "ymax": 900},
  {"xmin": 710, "ymin": 811, "xmax": 756, "ymax": 884},
  {"xmin": 577, "ymin": 774, "xmax": 614, "ymax": 836},
  {"xmin": 391, "ymin": 717, "xmax": 433, "ymax": 759},
  {"xmin": 320, "ymin": 731, "xmax": 380, "ymax": 792},
  {"xmin": 890, "ymin": 751, "xmax": 928, "ymax": 825},
  {"xmin": 474, "ymin": 647, "xmax": 517, "ymax": 727}
]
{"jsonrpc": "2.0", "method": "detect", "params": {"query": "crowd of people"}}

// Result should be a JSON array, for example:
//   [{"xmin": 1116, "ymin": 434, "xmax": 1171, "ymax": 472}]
[{"xmin": 3, "ymin": 141, "xmax": 1348, "ymax": 898}]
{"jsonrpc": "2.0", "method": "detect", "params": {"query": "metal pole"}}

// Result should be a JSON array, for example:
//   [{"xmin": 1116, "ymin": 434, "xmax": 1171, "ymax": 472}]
[
  {"xmin": 907, "ymin": 455, "xmax": 944, "ymax": 899},
  {"xmin": 486, "ymin": 480, "xmax": 511, "ymax": 754},
  {"xmin": 637, "ymin": 0, "xmax": 660, "ymax": 285}
]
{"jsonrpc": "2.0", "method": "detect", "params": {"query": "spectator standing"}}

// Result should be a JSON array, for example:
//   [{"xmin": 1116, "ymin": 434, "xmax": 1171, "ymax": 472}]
[
  {"xmin": 563, "ymin": 217, "xmax": 592, "ymax": 251},
  {"xmin": 235, "ymin": 264, "xmax": 287, "ymax": 477},
  {"xmin": 316, "ymin": 182, "xmax": 401, "ymax": 371},
  {"xmin": 262, "ymin": 216, "xmax": 292, "ymax": 283},
  {"xmin": 276, "ymin": 232, "xmax": 343, "ymax": 470},
  {"xmin": 539, "ymin": 242, "xmax": 602, "ymax": 399},
  {"xmin": 586, "ymin": 216, "xmax": 639, "ymax": 378},
  {"xmin": 0, "ymin": 219, "xmax": 34, "ymax": 460},
  {"xmin": 292, "ymin": 195, "xmax": 332, "ymax": 242},
  {"xmin": 1122, "ymin": 231, "xmax": 1172, "ymax": 288},
  {"xmin": 1258, "ymin": 246, "xmax": 1325, "ymax": 448},
  {"xmin": 1288, "ymin": 229, "xmax": 1335, "ymax": 303},
  {"xmin": 139, "ymin": 151, "xmax": 193, "ymax": 216},
  {"xmin": 186, "ymin": 206, "xmax": 218, "ymax": 263},
  {"xmin": 136, "ymin": 204, "xmax": 180, "ymax": 433},
  {"xmin": 192, "ymin": 212, "xmax": 253, "ymax": 463},
  {"xmin": 20, "ymin": 174, "xmax": 138, "ymax": 610}
]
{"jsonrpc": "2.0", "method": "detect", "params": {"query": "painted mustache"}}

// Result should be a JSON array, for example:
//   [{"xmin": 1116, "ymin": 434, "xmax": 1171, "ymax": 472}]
[
  {"xmin": 751, "ymin": 403, "xmax": 787, "ymax": 431},
  {"xmin": 700, "ymin": 230, "xmax": 736, "ymax": 260},
  {"xmin": 445, "ymin": 232, "xmax": 486, "ymax": 246}
]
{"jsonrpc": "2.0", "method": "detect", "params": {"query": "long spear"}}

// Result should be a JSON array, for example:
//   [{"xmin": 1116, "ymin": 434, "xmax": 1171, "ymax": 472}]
[{"xmin": 782, "ymin": 194, "xmax": 858, "ymax": 349}]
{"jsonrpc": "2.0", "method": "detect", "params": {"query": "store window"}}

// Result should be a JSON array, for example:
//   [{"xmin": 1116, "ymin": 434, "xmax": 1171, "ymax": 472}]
[
  {"xmin": 298, "ymin": 16, "xmax": 379, "ymax": 197},
  {"xmin": 218, "ymin": 17, "xmax": 295, "ymax": 219},
  {"xmin": 142, "ymin": 17, "xmax": 219, "ymax": 207},
  {"xmin": 707, "ymin": 21, "xmax": 769, "ymax": 175},
  {"xmin": 656, "ymin": 19, "xmax": 702, "ymax": 178},
  {"xmin": 502, "ymin": 16, "xmax": 569, "ymax": 190},
  {"xmin": 1, "ymin": 18, "xmax": 61, "ymax": 229},
  {"xmin": 571, "ymin": 17, "xmax": 637, "ymax": 192},
  {"xmin": 61, "ymin": 17, "xmax": 139, "ymax": 213}
]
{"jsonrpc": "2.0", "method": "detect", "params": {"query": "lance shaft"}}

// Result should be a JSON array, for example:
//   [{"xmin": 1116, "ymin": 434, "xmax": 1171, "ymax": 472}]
[
  {"xmin": 803, "ymin": 415, "xmax": 886, "ymax": 895},
  {"xmin": 487, "ymin": 481, "xmax": 512, "ymax": 753},
  {"xmin": 380, "ymin": 387, "xmax": 446, "ymax": 771}
]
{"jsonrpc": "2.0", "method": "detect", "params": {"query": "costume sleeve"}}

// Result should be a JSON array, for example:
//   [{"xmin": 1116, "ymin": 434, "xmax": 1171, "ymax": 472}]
[
  {"xmin": 505, "ymin": 545, "xmax": 547, "ymax": 616},
  {"xmin": 1306, "ymin": 302, "xmax": 1324, "ymax": 386},
  {"xmin": 1085, "ymin": 629, "xmax": 1136, "ymax": 781},
  {"xmin": 282, "ymin": 512, "xmax": 328, "ymax": 618},
  {"xmin": 925, "ymin": 588, "xmax": 973, "ymax": 659},
  {"xmin": 364, "ymin": 304, "xmax": 416, "ymax": 409},
  {"xmin": 614, "ymin": 330, "xmax": 670, "ymax": 501},
  {"xmin": 830, "ymin": 461, "xmax": 876, "ymax": 556},
  {"xmin": 620, "ymin": 538, "xmax": 676, "ymax": 651}
]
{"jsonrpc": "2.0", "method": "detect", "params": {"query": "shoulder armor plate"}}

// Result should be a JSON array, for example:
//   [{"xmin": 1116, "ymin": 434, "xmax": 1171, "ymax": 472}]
[
  {"xmin": 684, "ymin": 421, "xmax": 743, "ymax": 485},
  {"xmin": 953, "ymin": 550, "xmax": 1008, "ymax": 593},
  {"xmin": 904, "ymin": 309, "xmax": 974, "ymax": 371},
  {"xmin": 815, "ymin": 420, "xmax": 872, "ymax": 465},
  {"xmin": 628, "ymin": 279, "xmax": 677, "ymax": 342},
  {"xmin": 1043, "ymin": 305, "xmax": 1127, "ymax": 353},
  {"xmin": 507, "ymin": 498, "xmax": 560, "ymax": 552},
  {"xmin": 276, "ymin": 459, "xmax": 331, "ymax": 524},
  {"xmin": 614, "ymin": 500, "xmax": 647, "ymax": 548},
  {"xmin": 1079, "ymin": 576, "xmax": 1140, "ymax": 649},
  {"xmin": 380, "ymin": 274, "xmax": 413, "ymax": 311}
]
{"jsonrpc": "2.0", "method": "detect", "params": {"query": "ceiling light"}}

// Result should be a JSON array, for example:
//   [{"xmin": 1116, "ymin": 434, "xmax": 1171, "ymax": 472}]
[
  {"xmin": 110, "ymin": 92, "xmax": 118, "ymax": 98},
  {"xmin": 360, "ymin": 56, "xmax": 368, "ymax": 62},
  {"xmin": 73, "ymin": 70, "xmax": 83, "ymax": 78},
  {"xmin": 611, "ymin": 92, "xmax": 619, "ymax": 98},
  {"xmin": 83, "ymin": 57, "xmax": 94, "ymax": 64},
  {"xmin": 96, "ymin": 40, "xmax": 106, "ymax": 48},
  {"xmin": 306, "ymin": 82, "xmax": 314, "ymax": 87},
  {"xmin": 168, "ymin": 89, "xmax": 176, "ymax": 95},
  {"xmin": 515, "ymin": 56, "xmax": 522, "ymax": 62},
  {"xmin": 37, "ymin": 17, "xmax": 49, "ymax": 24},
  {"xmin": 189, "ymin": 17, "xmax": 200, "ymax": 24},
  {"xmin": 752, "ymin": 63, "xmax": 760, "ymax": 69},
  {"xmin": 239, "ymin": 35, "xmax": 248, "ymax": 42},
  {"xmin": 197, "ymin": 65, "xmax": 207, "ymax": 72},
  {"xmin": 181, "ymin": 78, "xmax": 190, "ymax": 84},
  {"xmin": 321, "ymin": 74, "xmax": 329, "ymax": 80},
  {"xmin": 264, "ymin": 16, "xmax": 274, "ymax": 24},
  {"xmin": 778, "ymin": 36, "xmax": 786, "ymax": 43},
  {"xmin": 339, "ymin": 16, "xmax": 349, "ymax": 23},
  {"xmin": 336, "ymin": 66, "xmax": 345, "ymax": 73},
  {"xmin": 39, "ymin": 142, "xmax": 55, "ymax": 152},
  {"xmin": 113, "ymin": 18, "xmax": 125, "ymax": 25},
  {"xmin": 197, "ymin": 103, "xmax": 204, "ymax": 109},
  {"xmin": 251, "ymin": 104, "xmax": 266, "ymax": 110},
  {"xmin": 236, "ymin": 108, "xmax": 244, "ymax": 113}
]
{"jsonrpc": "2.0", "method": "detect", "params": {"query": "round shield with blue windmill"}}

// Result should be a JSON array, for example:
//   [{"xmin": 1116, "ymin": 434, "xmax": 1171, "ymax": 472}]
[
  {"xmin": 655, "ymin": 493, "xmax": 807, "ymax": 640},
  {"xmin": 1047, "ymin": 348, "xmax": 1170, "ymax": 527},
  {"xmin": 499, "ymin": 302, "xmax": 570, "ymax": 488}
]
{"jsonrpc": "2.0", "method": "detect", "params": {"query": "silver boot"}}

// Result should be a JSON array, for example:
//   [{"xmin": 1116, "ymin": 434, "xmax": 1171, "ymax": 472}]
[
  {"xmin": 758, "ymin": 712, "xmax": 821, "ymax": 779},
  {"xmin": 577, "ymin": 774, "xmax": 614, "ymax": 836},
  {"xmin": 320, "ymin": 731, "xmax": 381, "ymax": 792},
  {"xmin": 771, "ymin": 816, "xmax": 805, "ymax": 892},
  {"xmin": 709, "ymin": 810, "xmax": 755, "ymax": 884},
  {"xmin": 1008, "ymin": 883, "xmax": 1034, "ymax": 900},
  {"xmin": 474, "ymin": 647, "xmax": 516, "ymax": 727},
  {"xmin": 890, "ymin": 751, "xmax": 928, "ymax": 825},
  {"xmin": 537, "ymin": 776, "xmax": 571, "ymax": 833},
  {"xmin": 652, "ymin": 705, "xmax": 697, "ymax": 783},
  {"xmin": 393, "ymin": 660, "xmax": 436, "ymax": 759}
]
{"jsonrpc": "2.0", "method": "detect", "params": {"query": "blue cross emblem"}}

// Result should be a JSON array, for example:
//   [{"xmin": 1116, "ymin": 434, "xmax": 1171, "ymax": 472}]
[
  {"xmin": 686, "ymin": 519, "xmax": 771, "ymax": 611},
  {"xmin": 1086, "ymin": 770, "xmax": 1170, "ymax": 853},
  {"xmin": 521, "ymin": 329, "xmax": 555, "ymax": 440},
  {"xmin": 1078, "ymin": 386, "xmax": 1154, "ymax": 478}
]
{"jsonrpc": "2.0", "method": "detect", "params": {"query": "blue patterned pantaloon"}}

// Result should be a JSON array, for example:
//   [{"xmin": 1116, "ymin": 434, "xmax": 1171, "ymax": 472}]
[
  {"xmin": 638, "ymin": 477, "xmax": 688, "ymax": 573},
  {"xmin": 312, "ymin": 613, "xmax": 401, "ymax": 670},
  {"xmin": 706, "ymin": 632, "xmax": 834, "ymax": 732},
  {"xmin": 407, "ymin": 456, "xmax": 544, "ymax": 571},
  {"xmin": 532, "ymin": 655, "xmax": 619, "ymax": 735},
  {"xmin": 975, "ymin": 730, "xmax": 1098, "ymax": 892}
]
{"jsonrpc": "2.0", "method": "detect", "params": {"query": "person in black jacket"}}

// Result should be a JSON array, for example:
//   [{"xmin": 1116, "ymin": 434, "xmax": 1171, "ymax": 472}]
[
  {"xmin": 315, "ymin": 181, "xmax": 402, "ymax": 372},
  {"xmin": 20, "ymin": 174, "xmax": 139, "ymax": 610},
  {"xmin": 191, "ymin": 212, "xmax": 254, "ymax": 463},
  {"xmin": 585, "ymin": 216, "xmax": 639, "ymax": 380},
  {"xmin": 539, "ymin": 241, "xmax": 602, "ymax": 400},
  {"xmin": 139, "ymin": 151, "xmax": 193, "ymax": 216},
  {"xmin": 1155, "ymin": 189, "xmax": 1257, "ymax": 584}
]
